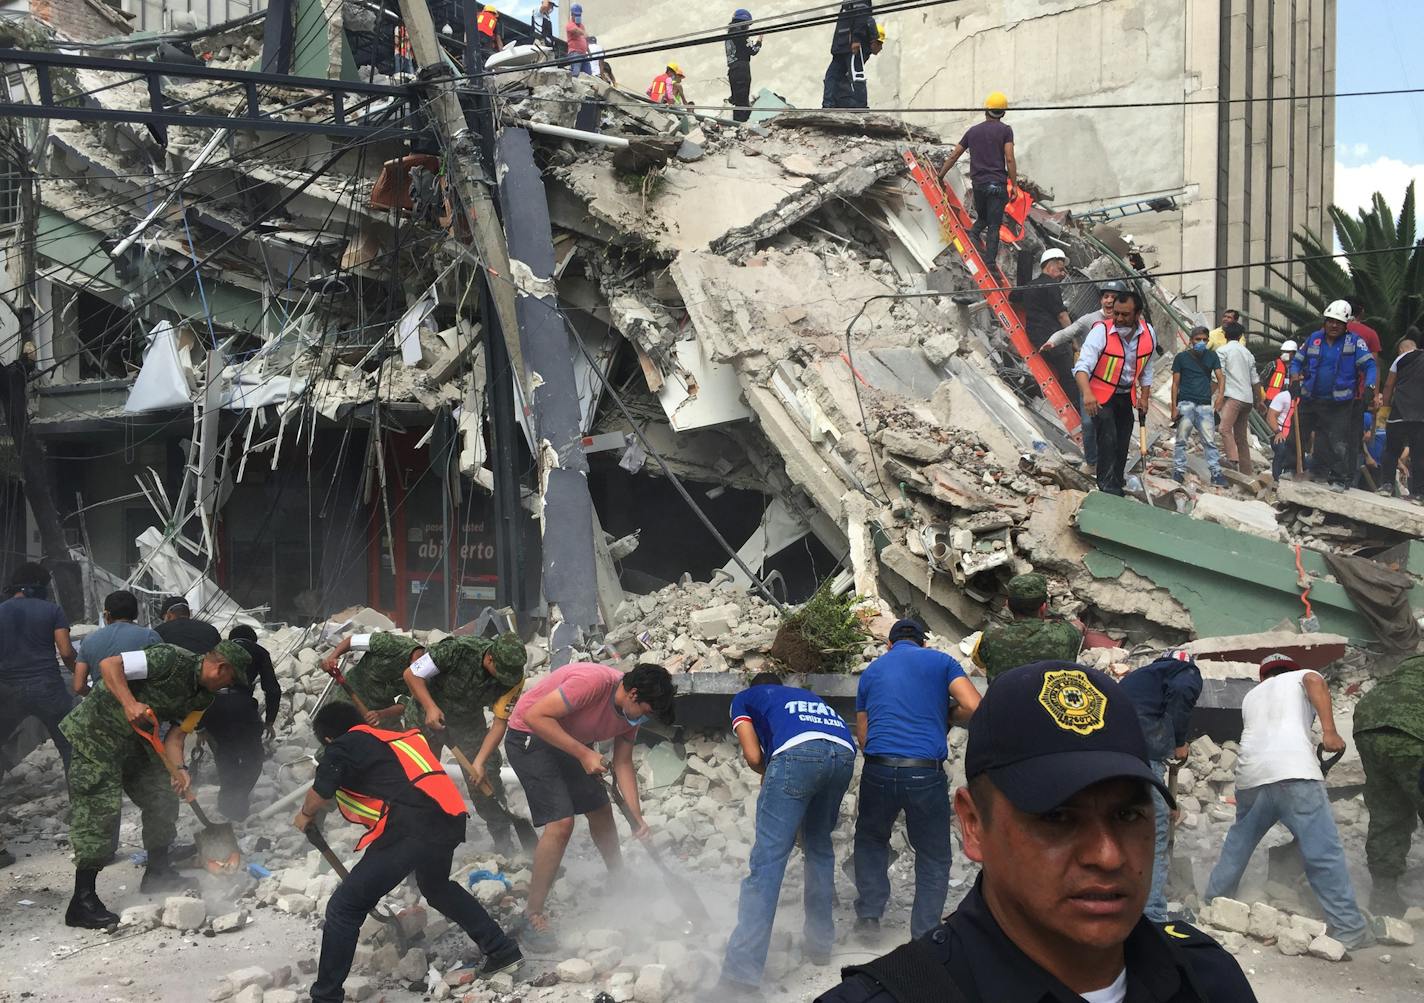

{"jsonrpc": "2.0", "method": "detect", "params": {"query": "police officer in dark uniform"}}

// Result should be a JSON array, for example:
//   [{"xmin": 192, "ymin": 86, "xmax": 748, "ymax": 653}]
[{"xmin": 817, "ymin": 661, "xmax": 1257, "ymax": 1003}]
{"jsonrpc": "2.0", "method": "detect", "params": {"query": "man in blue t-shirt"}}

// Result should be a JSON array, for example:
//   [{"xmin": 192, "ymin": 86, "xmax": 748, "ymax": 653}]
[
  {"xmin": 853, "ymin": 618, "xmax": 980, "ymax": 941},
  {"xmin": 73, "ymin": 590, "xmax": 161, "ymax": 695},
  {"xmin": 0, "ymin": 562, "xmax": 77, "ymax": 772},
  {"xmin": 718, "ymin": 675, "xmax": 856, "ymax": 993}
]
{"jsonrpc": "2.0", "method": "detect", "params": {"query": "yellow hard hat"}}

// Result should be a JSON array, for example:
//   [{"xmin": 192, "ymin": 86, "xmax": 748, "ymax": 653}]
[
  {"xmin": 667, "ymin": 62, "xmax": 683, "ymax": 76},
  {"xmin": 876, "ymin": 24, "xmax": 886, "ymax": 40},
  {"xmin": 482, "ymin": 4, "xmax": 497, "ymax": 11},
  {"xmin": 985, "ymin": 91, "xmax": 1009, "ymax": 112}
]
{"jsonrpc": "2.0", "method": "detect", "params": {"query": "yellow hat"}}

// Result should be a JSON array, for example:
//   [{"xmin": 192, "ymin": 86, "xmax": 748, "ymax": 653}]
[
  {"xmin": 482, "ymin": 4, "xmax": 497, "ymax": 10},
  {"xmin": 667, "ymin": 62, "xmax": 683, "ymax": 76},
  {"xmin": 876, "ymin": 24, "xmax": 886, "ymax": 40},
  {"xmin": 985, "ymin": 91, "xmax": 1009, "ymax": 113}
]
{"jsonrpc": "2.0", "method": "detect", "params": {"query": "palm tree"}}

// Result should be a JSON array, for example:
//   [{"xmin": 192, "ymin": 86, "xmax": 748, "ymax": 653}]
[{"xmin": 1252, "ymin": 182, "xmax": 1423, "ymax": 357}]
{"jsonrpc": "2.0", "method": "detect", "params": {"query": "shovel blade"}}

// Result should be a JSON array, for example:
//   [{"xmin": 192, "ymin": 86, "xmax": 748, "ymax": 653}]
[{"xmin": 195, "ymin": 821, "xmax": 241, "ymax": 875}]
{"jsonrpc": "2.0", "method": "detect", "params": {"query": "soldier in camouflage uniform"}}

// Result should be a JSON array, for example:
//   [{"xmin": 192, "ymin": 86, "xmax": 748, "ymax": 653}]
[
  {"xmin": 322, "ymin": 631, "xmax": 425, "ymax": 725},
  {"xmin": 1352, "ymin": 654, "xmax": 1424, "ymax": 916},
  {"xmin": 973, "ymin": 574, "xmax": 1083, "ymax": 682},
  {"xmin": 403, "ymin": 632, "xmax": 527, "ymax": 853},
  {"xmin": 60, "ymin": 640, "xmax": 250, "ymax": 928}
]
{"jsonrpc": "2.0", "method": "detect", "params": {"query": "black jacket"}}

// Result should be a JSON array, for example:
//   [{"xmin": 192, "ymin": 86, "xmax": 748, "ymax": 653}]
[
  {"xmin": 232, "ymin": 637, "xmax": 282, "ymax": 727},
  {"xmin": 1009, "ymin": 274, "xmax": 1069, "ymax": 345},
  {"xmin": 816, "ymin": 878, "xmax": 1257, "ymax": 1002},
  {"xmin": 155, "ymin": 617, "xmax": 222, "ymax": 655},
  {"xmin": 315, "ymin": 729, "xmax": 467, "ymax": 849},
  {"xmin": 725, "ymin": 23, "xmax": 762, "ymax": 68},
  {"xmin": 830, "ymin": 0, "xmax": 874, "ymax": 55}
]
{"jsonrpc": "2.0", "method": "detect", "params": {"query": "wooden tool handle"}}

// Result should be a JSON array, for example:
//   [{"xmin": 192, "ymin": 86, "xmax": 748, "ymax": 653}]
[{"xmin": 448, "ymin": 743, "xmax": 495, "ymax": 798}]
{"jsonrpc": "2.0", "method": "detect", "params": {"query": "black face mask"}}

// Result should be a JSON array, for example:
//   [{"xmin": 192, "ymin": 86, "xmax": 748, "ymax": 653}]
[{"xmin": 15, "ymin": 584, "xmax": 47, "ymax": 600}]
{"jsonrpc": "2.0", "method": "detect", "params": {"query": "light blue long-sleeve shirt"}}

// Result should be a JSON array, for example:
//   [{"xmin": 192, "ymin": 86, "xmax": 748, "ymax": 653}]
[{"xmin": 1072, "ymin": 319, "xmax": 1157, "ymax": 390}]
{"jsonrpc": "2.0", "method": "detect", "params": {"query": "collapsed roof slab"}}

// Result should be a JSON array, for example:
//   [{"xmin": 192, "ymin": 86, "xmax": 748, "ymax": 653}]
[
  {"xmin": 1180, "ymin": 630, "xmax": 1350, "ymax": 672},
  {"xmin": 1277, "ymin": 478, "xmax": 1424, "ymax": 538}
]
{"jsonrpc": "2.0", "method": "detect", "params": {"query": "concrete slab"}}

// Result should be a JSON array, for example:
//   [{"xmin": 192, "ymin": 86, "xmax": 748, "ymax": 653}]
[
  {"xmin": 1181, "ymin": 630, "xmax": 1350, "ymax": 671},
  {"xmin": 1277, "ymin": 478, "xmax": 1424, "ymax": 537}
]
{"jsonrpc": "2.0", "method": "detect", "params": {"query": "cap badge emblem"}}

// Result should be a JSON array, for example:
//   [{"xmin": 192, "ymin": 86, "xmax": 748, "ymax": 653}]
[{"xmin": 1037, "ymin": 669, "xmax": 1107, "ymax": 736}]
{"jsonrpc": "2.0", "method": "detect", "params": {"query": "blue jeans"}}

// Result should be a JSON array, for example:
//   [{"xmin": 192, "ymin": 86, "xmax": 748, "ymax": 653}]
[
  {"xmin": 722, "ymin": 740, "xmax": 854, "ymax": 987},
  {"xmin": 1146, "ymin": 759, "xmax": 1170, "ymax": 922},
  {"xmin": 0, "ymin": 674, "xmax": 74, "ymax": 771},
  {"xmin": 1081, "ymin": 411, "xmax": 1098, "ymax": 467},
  {"xmin": 1205, "ymin": 779, "xmax": 1366, "ymax": 941},
  {"xmin": 853, "ymin": 762, "xmax": 951, "ymax": 939},
  {"xmin": 1174, "ymin": 402, "xmax": 1221, "ymax": 476}
]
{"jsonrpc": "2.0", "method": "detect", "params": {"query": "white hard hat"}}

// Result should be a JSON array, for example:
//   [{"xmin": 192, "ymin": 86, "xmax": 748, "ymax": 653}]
[
  {"xmin": 1323, "ymin": 300, "xmax": 1352, "ymax": 323},
  {"xmin": 1280, "ymin": 340, "xmax": 1298, "ymax": 353},
  {"xmin": 1040, "ymin": 248, "xmax": 1068, "ymax": 266}
]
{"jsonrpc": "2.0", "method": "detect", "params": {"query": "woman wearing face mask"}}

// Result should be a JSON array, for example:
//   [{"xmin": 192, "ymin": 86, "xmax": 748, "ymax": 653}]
[
  {"xmin": 1170, "ymin": 326, "xmax": 1227, "ymax": 485},
  {"xmin": 501, "ymin": 660, "xmax": 677, "ymax": 950}
]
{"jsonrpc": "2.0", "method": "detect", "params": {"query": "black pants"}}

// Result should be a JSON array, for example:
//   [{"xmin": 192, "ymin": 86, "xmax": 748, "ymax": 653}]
[
  {"xmin": 1381, "ymin": 420, "xmax": 1424, "ymax": 494},
  {"xmin": 0, "ymin": 674, "xmax": 73, "ymax": 771},
  {"xmin": 201, "ymin": 690, "xmax": 264, "ymax": 820},
  {"xmin": 311, "ymin": 834, "xmax": 512, "ymax": 1003},
  {"xmin": 1302, "ymin": 398, "xmax": 1356, "ymax": 486},
  {"xmin": 1093, "ymin": 392, "xmax": 1136, "ymax": 495},
  {"xmin": 971, "ymin": 183, "xmax": 1010, "ymax": 268},
  {"xmin": 821, "ymin": 52, "xmax": 855, "ymax": 108},
  {"xmin": 729, "ymin": 61, "xmax": 752, "ymax": 122}
]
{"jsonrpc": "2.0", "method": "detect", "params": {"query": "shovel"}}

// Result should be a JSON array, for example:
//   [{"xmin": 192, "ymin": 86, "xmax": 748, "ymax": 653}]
[
  {"xmin": 446, "ymin": 742, "xmax": 540, "ymax": 852},
  {"xmin": 601, "ymin": 776, "xmax": 710, "ymax": 930},
  {"xmin": 304, "ymin": 824, "xmax": 410, "ymax": 954},
  {"xmin": 131, "ymin": 710, "xmax": 241, "ymax": 875},
  {"xmin": 1137, "ymin": 410, "xmax": 1153, "ymax": 505},
  {"xmin": 324, "ymin": 656, "xmax": 378, "ymax": 721}
]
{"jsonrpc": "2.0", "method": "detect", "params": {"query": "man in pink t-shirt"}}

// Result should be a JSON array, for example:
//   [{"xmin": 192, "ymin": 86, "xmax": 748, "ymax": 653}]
[{"xmin": 504, "ymin": 661, "xmax": 675, "ymax": 949}]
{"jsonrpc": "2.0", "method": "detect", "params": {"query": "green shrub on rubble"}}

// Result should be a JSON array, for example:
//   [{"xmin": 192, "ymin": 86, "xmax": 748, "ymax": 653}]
[{"xmin": 772, "ymin": 586, "xmax": 868, "ymax": 675}]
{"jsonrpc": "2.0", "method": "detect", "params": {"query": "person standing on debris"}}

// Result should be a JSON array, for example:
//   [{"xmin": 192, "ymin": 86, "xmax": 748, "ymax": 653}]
[
  {"xmin": 1073, "ymin": 289, "xmax": 1157, "ymax": 496},
  {"xmin": 297, "ymin": 702, "xmax": 522, "ymax": 1001},
  {"xmin": 504, "ymin": 661, "xmax": 675, "ymax": 950},
  {"xmin": 60, "ymin": 641, "xmax": 249, "ymax": 927},
  {"xmin": 198, "ymin": 625, "xmax": 281, "ymax": 820},
  {"xmin": 853, "ymin": 618, "xmax": 980, "ymax": 941},
  {"xmin": 725, "ymin": 9, "xmax": 762, "ymax": 123},
  {"xmin": 1351, "ymin": 654, "xmax": 1424, "ymax": 917},
  {"xmin": 588, "ymin": 36, "xmax": 615, "ymax": 84},
  {"xmin": 818, "ymin": 661, "xmax": 1256, "ymax": 1003},
  {"xmin": 1119, "ymin": 650, "xmax": 1203, "ymax": 923},
  {"xmin": 0, "ymin": 562, "xmax": 77, "ymax": 770},
  {"xmin": 718, "ymin": 674, "xmax": 856, "ymax": 993},
  {"xmin": 402, "ymin": 632, "xmax": 528, "ymax": 854},
  {"xmin": 1378, "ymin": 333, "xmax": 1423, "ymax": 499},
  {"xmin": 322, "ymin": 630, "xmax": 425, "ymax": 725},
  {"xmin": 531, "ymin": 0, "xmax": 556, "ymax": 44},
  {"xmin": 1289, "ymin": 299, "xmax": 1380, "ymax": 492},
  {"xmin": 1266, "ymin": 379, "xmax": 1298, "ymax": 481},
  {"xmin": 1204, "ymin": 653, "xmax": 1374, "ymax": 950},
  {"xmin": 821, "ymin": 0, "xmax": 875, "ymax": 109},
  {"xmin": 1263, "ymin": 340, "xmax": 1297, "ymax": 403},
  {"xmin": 1206, "ymin": 307, "xmax": 1241, "ymax": 351},
  {"xmin": 1044, "ymin": 278, "xmax": 1131, "ymax": 474},
  {"xmin": 1170, "ymin": 326, "xmax": 1227, "ymax": 485},
  {"xmin": 647, "ymin": 62, "xmax": 688, "ymax": 105},
  {"xmin": 1010, "ymin": 248, "xmax": 1079, "ymax": 411},
  {"xmin": 475, "ymin": 4, "xmax": 503, "ymax": 57},
  {"xmin": 154, "ymin": 595, "xmax": 221, "ymax": 654},
  {"xmin": 73, "ymin": 590, "xmax": 160, "ymax": 696},
  {"xmin": 848, "ymin": 22, "xmax": 886, "ymax": 109},
  {"xmin": 972, "ymin": 574, "xmax": 1082, "ymax": 683},
  {"xmin": 565, "ymin": 3, "xmax": 591, "ymax": 75},
  {"xmin": 938, "ymin": 92, "xmax": 1016, "ymax": 271},
  {"xmin": 1214, "ymin": 322, "xmax": 1262, "ymax": 476}
]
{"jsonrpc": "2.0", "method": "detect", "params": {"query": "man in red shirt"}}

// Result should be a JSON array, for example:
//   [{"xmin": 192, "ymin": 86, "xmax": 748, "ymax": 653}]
[{"xmin": 1346, "ymin": 298, "xmax": 1382, "ymax": 356}]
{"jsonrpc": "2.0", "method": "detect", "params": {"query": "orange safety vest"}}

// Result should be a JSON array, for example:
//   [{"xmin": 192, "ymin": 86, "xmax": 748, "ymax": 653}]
[
  {"xmin": 1264, "ymin": 358, "xmax": 1288, "ymax": 400},
  {"xmin": 647, "ymin": 72, "xmax": 674, "ymax": 103},
  {"xmin": 334, "ymin": 725, "xmax": 466, "ymax": 851},
  {"xmin": 1086, "ymin": 318, "xmax": 1155, "ymax": 406},
  {"xmin": 998, "ymin": 186, "xmax": 1033, "ymax": 245},
  {"xmin": 1276, "ymin": 397, "xmax": 1296, "ymax": 438},
  {"xmin": 477, "ymin": 10, "xmax": 498, "ymax": 37}
]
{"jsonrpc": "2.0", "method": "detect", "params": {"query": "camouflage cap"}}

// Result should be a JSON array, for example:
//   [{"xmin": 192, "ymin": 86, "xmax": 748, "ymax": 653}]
[
  {"xmin": 212, "ymin": 640, "xmax": 251, "ymax": 688},
  {"xmin": 1006, "ymin": 573, "xmax": 1049, "ymax": 604},
  {"xmin": 488, "ymin": 631, "xmax": 527, "ymax": 687}
]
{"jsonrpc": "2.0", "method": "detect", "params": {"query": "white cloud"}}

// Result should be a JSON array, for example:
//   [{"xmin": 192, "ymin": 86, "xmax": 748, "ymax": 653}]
[
  {"xmin": 1333, "ymin": 155, "xmax": 1424, "ymax": 217},
  {"xmin": 1342, "ymin": 141, "xmax": 1371, "ymax": 160}
]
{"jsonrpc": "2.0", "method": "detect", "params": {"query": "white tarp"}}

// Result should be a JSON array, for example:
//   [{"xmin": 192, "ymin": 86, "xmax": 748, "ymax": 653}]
[
  {"xmin": 133, "ymin": 525, "xmax": 260, "ymax": 630},
  {"xmin": 124, "ymin": 321, "xmax": 193, "ymax": 413}
]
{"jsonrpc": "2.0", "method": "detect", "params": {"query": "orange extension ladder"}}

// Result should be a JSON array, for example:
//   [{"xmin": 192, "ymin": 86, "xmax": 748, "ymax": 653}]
[{"xmin": 902, "ymin": 150, "xmax": 1082, "ymax": 443}]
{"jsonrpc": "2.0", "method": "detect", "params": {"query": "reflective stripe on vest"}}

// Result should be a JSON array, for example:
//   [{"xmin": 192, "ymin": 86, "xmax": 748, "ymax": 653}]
[
  {"xmin": 1087, "ymin": 318, "xmax": 1154, "ymax": 406},
  {"xmin": 647, "ymin": 73, "xmax": 671, "ymax": 102},
  {"xmin": 1264, "ymin": 359, "xmax": 1288, "ymax": 400},
  {"xmin": 335, "ymin": 725, "xmax": 466, "ymax": 851},
  {"xmin": 1300, "ymin": 331, "xmax": 1362, "ymax": 402},
  {"xmin": 477, "ymin": 10, "xmax": 497, "ymax": 37},
  {"xmin": 1279, "ymin": 400, "xmax": 1296, "ymax": 438}
]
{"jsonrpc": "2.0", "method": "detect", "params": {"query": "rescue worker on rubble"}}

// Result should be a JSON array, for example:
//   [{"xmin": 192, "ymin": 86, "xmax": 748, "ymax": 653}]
[
  {"xmin": 61, "ymin": 641, "xmax": 250, "ymax": 928},
  {"xmin": 0, "ymin": 562, "xmax": 77, "ymax": 771},
  {"xmin": 647, "ymin": 62, "xmax": 688, "ymax": 105},
  {"xmin": 566, "ymin": 3, "xmax": 591, "ymax": 75},
  {"xmin": 1379, "ymin": 333, "xmax": 1424, "ymax": 499},
  {"xmin": 849, "ymin": 23, "xmax": 886, "ymax": 109},
  {"xmin": 323, "ymin": 630, "xmax": 424, "ymax": 725},
  {"xmin": 717, "ymin": 674, "xmax": 856, "ymax": 995},
  {"xmin": 853, "ymin": 618, "xmax": 980, "ymax": 942},
  {"xmin": 725, "ymin": 9, "xmax": 762, "ymax": 123},
  {"xmin": 198, "ymin": 624, "xmax": 281, "ymax": 820},
  {"xmin": 1289, "ymin": 299, "xmax": 1380, "ymax": 492},
  {"xmin": 297, "ymin": 702, "xmax": 522, "ymax": 1002},
  {"xmin": 1074, "ymin": 288, "xmax": 1157, "ymax": 496},
  {"xmin": 1351, "ymin": 653, "xmax": 1424, "ymax": 917},
  {"xmin": 1010, "ymin": 247, "xmax": 1078, "ymax": 414},
  {"xmin": 1204, "ymin": 653, "xmax": 1374, "ymax": 950},
  {"xmin": 938, "ymin": 92, "xmax": 1016, "ymax": 271},
  {"xmin": 821, "ymin": 0, "xmax": 875, "ymax": 109},
  {"xmin": 1043, "ymin": 278, "xmax": 1131, "ymax": 475},
  {"xmin": 531, "ymin": 0, "xmax": 556, "ymax": 44},
  {"xmin": 972, "ymin": 573, "xmax": 1082, "ymax": 683},
  {"xmin": 475, "ymin": 4, "xmax": 503, "ymax": 57},
  {"xmin": 818, "ymin": 661, "xmax": 1256, "ymax": 1003},
  {"xmin": 1263, "ymin": 340, "xmax": 1296, "ymax": 402},
  {"xmin": 1170, "ymin": 326, "xmax": 1227, "ymax": 486},
  {"xmin": 154, "ymin": 595, "xmax": 221, "ymax": 654},
  {"xmin": 402, "ymin": 632, "xmax": 528, "ymax": 854},
  {"xmin": 1119, "ymin": 650, "xmax": 1203, "ymax": 923}
]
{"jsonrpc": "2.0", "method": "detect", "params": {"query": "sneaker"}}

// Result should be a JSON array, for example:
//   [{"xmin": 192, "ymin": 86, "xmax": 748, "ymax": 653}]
[
  {"xmin": 1338, "ymin": 928, "xmax": 1378, "ymax": 951},
  {"xmin": 803, "ymin": 948, "xmax": 831, "ymax": 967},
  {"xmin": 1369, "ymin": 879, "xmax": 1407, "ymax": 918},
  {"xmin": 1376, "ymin": 484, "xmax": 1395, "ymax": 497},
  {"xmin": 1211, "ymin": 472, "xmax": 1228, "ymax": 486},
  {"xmin": 1328, "ymin": 482, "xmax": 1348, "ymax": 493},
  {"xmin": 476, "ymin": 942, "xmax": 523, "ymax": 978},
  {"xmin": 65, "ymin": 891, "xmax": 119, "ymax": 929}
]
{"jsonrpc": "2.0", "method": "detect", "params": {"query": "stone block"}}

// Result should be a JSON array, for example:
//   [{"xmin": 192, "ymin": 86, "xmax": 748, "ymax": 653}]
[
  {"xmin": 344, "ymin": 975, "xmax": 374, "ymax": 1001},
  {"xmin": 225, "ymin": 967, "xmax": 273, "ymax": 993},
  {"xmin": 396, "ymin": 948, "xmax": 428, "ymax": 983},
  {"xmin": 266, "ymin": 993, "xmax": 298, "ymax": 1003},
  {"xmin": 396, "ymin": 905, "xmax": 427, "ymax": 939},
  {"xmin": 120, "ymin": 903, "xmax": 162, "ymax": 928},
  {"xmin": 233, "ymin": 987, "xmax": 262, "ymax": 1003},
  {"xmin": 1372, "ymin": 915, "xmax": 1415, "ymax": 946},
  {"xmin": 557, "ymin": 958, "xmax": 596, "ymax": 983},
  {"xmin": 1204, "ymin": 897, "xmax": 1250, "ymax": 934},
  {"xmin": 1247, "ymin": 902, "xmax": 1282, "ymax": 940},
  {"xmin": 587, "ymin": 946, "xmax": 623, "ymax": 974},
  {"xmin": 369, "ymin": 943, "xmax": 401, "ymax": 975},
  {"xmin": 276, "ymin": 894, "xmax": 316, "ymax": 916},
  {"xmin": 634, "ymin": 963, "xmax": 672, "ymax": 1003},
  {"xmin": 1217, "ymin": 932, "xmax": 1245, "ymax": 954},
  {"xmin": 1276, "ymin": 928, "xmax": 1310, "ymax": 956},
  {"xmin": 690, "ymin": 603, "xmax": 740, "ymax": 639},
  {"xmin": 162, "ymin": 896, "xmax": 207, "ymax": 931},
  {"xmin": 471, "ymin": 879, "xmax": 506, "ymax": 906},
  {"xmin": 212, "ymin": 909, "xmax": 249, "ymax": 934},
  {"xmin": 1291, "ymin": 915, "xmax": 1327, "ymax": 939},
  {"xmin": 1307, "ymin": 934, "xmax": 1347, "ymax": 961},
  {"xmin": 1404, "ymin": 906, "xmax": 1424, "ymax": 924}
]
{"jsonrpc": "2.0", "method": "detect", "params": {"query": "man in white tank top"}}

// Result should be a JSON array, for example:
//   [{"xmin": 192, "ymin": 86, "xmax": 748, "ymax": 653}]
[{"xmin": 1203, "ymin": 653, "xmax": 1373, "ymax": 949}]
